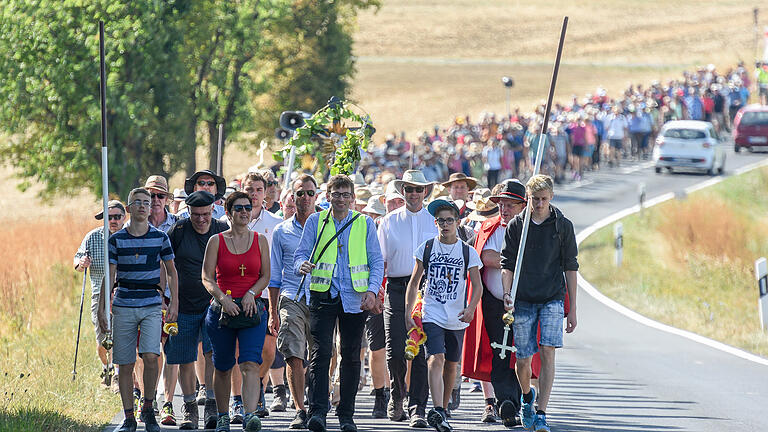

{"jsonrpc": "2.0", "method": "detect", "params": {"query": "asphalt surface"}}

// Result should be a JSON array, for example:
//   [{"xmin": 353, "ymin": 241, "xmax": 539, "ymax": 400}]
[{"xmin": 104, "ymin": 142, "xmax": 768, "ymax": 432}]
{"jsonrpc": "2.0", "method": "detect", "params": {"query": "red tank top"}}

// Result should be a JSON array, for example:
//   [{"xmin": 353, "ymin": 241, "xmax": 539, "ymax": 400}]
[{"xmin": 215, "ymin": 232, "xmax": 261, "ymax": 299}]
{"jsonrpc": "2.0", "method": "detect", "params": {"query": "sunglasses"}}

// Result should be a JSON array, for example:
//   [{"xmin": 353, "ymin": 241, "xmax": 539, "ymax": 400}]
[
  {"xmin": 295, "ymin": 190, "xmax": 316, "ymax": 198},
  {"xmin": 267, "ymin": 180, "xmax": 279, "ymax": 187},
  {"xmin": 404, "ymin": 186, "xmax": 425, "ymax": 193},
  {"xmin": 107, "ymin": 214, "xmax": 124, "ymax": 221},
  {"xmin": 436, "ymin": 217, "xmax": 457, "ymax": 226},
  {"xmin": 197, "ymin": 180, "xmax": 216, "ymax": 187},
  {"xmin": 232, "ymin": 204, "xmax": 253, "ymax": 213},
  {"xmin": 150, "ymin": 193, "xmax": 166, "ymax": 200}
]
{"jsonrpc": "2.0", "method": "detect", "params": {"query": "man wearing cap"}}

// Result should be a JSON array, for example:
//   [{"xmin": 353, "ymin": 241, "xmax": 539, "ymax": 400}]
[
  {"xmin": 441, "ymin": 173, "xmax": 477, "ymax": 219},
  {"xmin": 75, "ymin": 200, "xmax": 126, "ymax": 388},
  {"xmin": 177, "ymin": 170, "xmax": 226, "ymax": 220},
  {"xmin": 462, "ymin": 180, "xmax": 527, "ymax": 427},
  {"xmin": 377, "ymin": 169, "xmax": 437, "ymax": 428},
  {"xmin": 165, "ymin": 191, "xmax": 229, "ymax": 429}
]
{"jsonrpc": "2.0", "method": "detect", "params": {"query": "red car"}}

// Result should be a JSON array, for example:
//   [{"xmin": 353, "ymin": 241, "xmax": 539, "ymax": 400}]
[{"xmin": 733, "ymin": 104, "xmax": 768, "ymax": 152}]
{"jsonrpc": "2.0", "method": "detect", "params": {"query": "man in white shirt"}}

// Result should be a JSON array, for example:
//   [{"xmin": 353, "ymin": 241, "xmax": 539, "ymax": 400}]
[{"xmin": 377, "ymin": 170, "xmax": 437, "ymax": 428}]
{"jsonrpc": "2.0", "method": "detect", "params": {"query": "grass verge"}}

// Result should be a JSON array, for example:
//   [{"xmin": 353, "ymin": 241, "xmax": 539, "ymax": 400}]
[{"xmin": 579, "ymin": 167, "xmax": 768, "ymax": 357}]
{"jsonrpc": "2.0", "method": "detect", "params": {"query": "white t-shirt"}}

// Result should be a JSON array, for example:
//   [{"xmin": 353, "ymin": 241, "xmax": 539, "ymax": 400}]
[
  {"xmin": 481, "ymin": 226, "xmax": 505, "ymax": 300},
  {"xmin": 414, "ymin": 237, "xmax": 483, "ymax": 330},
  {"xmin": 247, "ymin": 207, "xmax": 282, "ymax": 298}
]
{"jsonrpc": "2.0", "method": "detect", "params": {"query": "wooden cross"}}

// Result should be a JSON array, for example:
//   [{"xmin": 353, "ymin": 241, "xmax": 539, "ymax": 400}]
[
  {"xmin": 239, "ymin": 264, "xmax": 246, "ymax": 277},
  {"xmin": 490, "ymin": 322, "xmax": 517, "ymax": 360}
]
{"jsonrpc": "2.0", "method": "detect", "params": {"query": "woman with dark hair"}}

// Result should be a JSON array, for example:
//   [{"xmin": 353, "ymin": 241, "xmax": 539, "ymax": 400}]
[{"xmin": 202, "ymin": 191, "xmax": 270, "ymax": 432}]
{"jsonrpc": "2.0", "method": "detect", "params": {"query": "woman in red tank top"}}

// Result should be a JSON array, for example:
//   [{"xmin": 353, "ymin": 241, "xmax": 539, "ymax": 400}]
[{"xmin": 202, "ymin": 191, "xmax": 270, "ymax": 428}]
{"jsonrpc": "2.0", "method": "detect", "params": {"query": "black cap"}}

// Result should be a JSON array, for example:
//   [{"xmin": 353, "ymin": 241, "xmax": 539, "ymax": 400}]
[
  {"xmin": 184, "ymin": 170, "xmax": 226, "ymax": 199},
  {"xmin": 489, "ymin": 179, "xmax": 527, "ymax": 203},
  {"xmin": 185, "ymin": 191, "xmax": 216, "ymax": 207},
  {"xmin": 95, "ymin": 200, "xmax": 126, "ymax": 220}
]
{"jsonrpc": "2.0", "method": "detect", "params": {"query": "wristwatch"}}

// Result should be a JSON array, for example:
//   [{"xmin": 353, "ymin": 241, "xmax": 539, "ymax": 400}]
[{"xmin": 248, "ymin": 289, "xmax": 256, "ymax": 297}]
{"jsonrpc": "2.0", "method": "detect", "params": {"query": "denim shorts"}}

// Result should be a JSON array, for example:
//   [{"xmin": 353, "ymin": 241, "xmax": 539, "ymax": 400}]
[
  {"xmin": 205, "ymin": 305, "xmax": 268, "ymax": 371},
  {"xmin": 513, "ymin": 299, "xmax": 564, "ymax": 359},
  {"xmin": 164, "ymin": 309, "xmax": 212, "ymax": 365}
]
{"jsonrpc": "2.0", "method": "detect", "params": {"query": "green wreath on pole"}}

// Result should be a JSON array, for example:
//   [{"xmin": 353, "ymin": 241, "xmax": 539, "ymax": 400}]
[{"xmin": 280, "ymin": 97, "xmax": 375, "ymax": 176}]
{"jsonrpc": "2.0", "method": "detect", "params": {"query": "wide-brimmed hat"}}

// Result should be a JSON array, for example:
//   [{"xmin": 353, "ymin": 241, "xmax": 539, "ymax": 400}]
[
  {"xmin": 144, "ymin": 175, "xmax": 169, "ymax": 194},
  {"xmin": 441, "ymin": 173, "xmax": 478, "ymax": 191},
  {"xmin": 362, "ymin": 195, "xmax": 386, "ymax": 216},
  {"xmin": 350, "ymin": 172, "xmax": 367, "ymax": 188},
  {"xmin": 173, "ymin": 188, "xmax": 187, "ymax": 202},
  {"xmin": 355, "ymin": 186, "xmax": 373, "ymax": 206},
  {"xmin": 384, "ymin": 181, "xmax": 404, "ymax": 202},
  {"xmin": 466, "ymin": 197, "xmax": 499, "ymax": 222},
  {"xmin": 393, "ymin": 170, "xmax": 435, "ymax": 197},
  {"xmin": 489, "ymin": 179, "xmax": 527, "ymax": 204},
  {"xmin": 184, "ymin": 170, "xmax": 226, "ymax": 199},
  {"xmin": 465, "ymin": 188, "xmax": 492, "ymax": 210}
]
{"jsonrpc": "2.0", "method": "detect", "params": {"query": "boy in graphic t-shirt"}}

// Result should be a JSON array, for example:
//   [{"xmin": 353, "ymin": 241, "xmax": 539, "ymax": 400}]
[{"xmin": 405, "ymin": 199, "xmax": 484, "ymax": 432}]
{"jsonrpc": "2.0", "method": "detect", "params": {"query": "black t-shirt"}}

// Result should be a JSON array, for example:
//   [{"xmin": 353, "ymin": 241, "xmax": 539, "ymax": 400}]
[
  {"xmin": 267, "ymin": 201, "xmax": 281, "ymax": 214},
  {"xmin": 168, "ymin": 218, "xmax": 229, "ymax": 314}
]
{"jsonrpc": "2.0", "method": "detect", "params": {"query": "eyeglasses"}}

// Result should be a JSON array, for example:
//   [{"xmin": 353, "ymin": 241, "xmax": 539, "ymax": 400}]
[
  {"xmin": 232, "ymin": 204, "xmax": 253, "ymax": 213},
  {"xmin": 330, "ymin": 192, "xmax": 353, "ymax": 199},
  {"xmin": 436, "ymin": 217, "xmax": 457, "ymax": 225},
  {"xmin": 197, "ymin": 180, "xmax": 216, "ymax": 187},
  {"xmin": 295, "ymin": 190, "xmax": 316, "ymax": 198},
  {"xmin": 150, "ymin": 193, "xmax": 166, "ymax": 200},
  {"xmin": 107, "ymin": 214, "xmax": 124, "ymax": 221},
  {"xmin": 130, "ymin": 200, "xmax": 151, "ymax": 208},
  {"xmin": 404, "ymin": 186, "xmax": 424, "ymax": 193}
]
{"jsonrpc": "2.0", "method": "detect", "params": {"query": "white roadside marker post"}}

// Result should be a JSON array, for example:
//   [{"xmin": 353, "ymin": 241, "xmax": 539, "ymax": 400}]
[
  {"xmin": 755, "ymin": 257, "xmax": 768, "ymax": 331},
  {"xmin": 614, "ymin": 222, "xmax": 623, "ymax": 268}
]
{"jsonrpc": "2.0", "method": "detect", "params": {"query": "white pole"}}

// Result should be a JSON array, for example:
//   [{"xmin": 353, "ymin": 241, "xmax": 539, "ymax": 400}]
[
  {"xmin": 217, "ymin": 123, "xmax": 224, "ymax": 176},
  {"xmin": 755, "ymin": 257, "xmax": 768, "ymax": 331},
  {"xmin": 614, "ymin": 222, "xmax": 623, "ymax": 267},
  {"xmin": 283, "ymin": 145, "xmax": 296, "ymax": 192},
  {"xmin": 98, "ymin": 21, "xmax": 113, "ymax": 355}
]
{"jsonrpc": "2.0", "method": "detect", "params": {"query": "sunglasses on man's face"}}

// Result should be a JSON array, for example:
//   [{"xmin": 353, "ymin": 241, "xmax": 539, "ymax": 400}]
[
  {"xmin": 295, "ymin": 190, "xmax": 316, "ymax": 198},
  {"xmin": 197, "ymin": 180, "xmax": 216, "ymax": 187},
  {"xmin": 232, "ymin": 204, "xmax": 253, "ymax": 213},
  {"xmin": 151, "ymin": 193, "xmax": 166, "ymax": 200},
  {"xmin": 267, "ymin": 180, "xmax": 279, "ymax": 187},
  {"xmin": 108, "ymin": 214, "xmax": 124, "ymax": 221},
  {"xmin": 404, "ymin": 186, "xmax": 424, "ymax": 193}
]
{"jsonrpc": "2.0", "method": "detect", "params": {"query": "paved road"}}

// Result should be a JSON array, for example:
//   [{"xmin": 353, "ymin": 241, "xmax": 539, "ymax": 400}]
[{"xmin": 104, "ymin": 144, "xmax": 768, "ymax": 432}]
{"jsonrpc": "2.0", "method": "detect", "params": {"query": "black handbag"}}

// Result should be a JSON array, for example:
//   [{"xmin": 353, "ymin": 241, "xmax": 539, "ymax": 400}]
[{"xmin": 213, "ymin": 297, "xmax": 263, "ymax": 329}]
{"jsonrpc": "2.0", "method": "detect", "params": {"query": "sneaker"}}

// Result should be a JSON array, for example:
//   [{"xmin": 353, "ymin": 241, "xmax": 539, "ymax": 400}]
[
  {"xmin": 447, "ymin": 387, "xmax": 460, "ymax": 411},
  {"xmin": 140, "ymin": 406, "xmax": 161, "ymax": 432},
  {"xmin": 409, "ymin": 411, "xmax": 429, "ymax": 428},
  {"xmin": 307, "ymin": 414, "xmax": 327, "ymax": 432},
  {"xmin": 243, "ymin": 412, "xmax": 262, "ymax": 432},
  {"xmin": 470, "ymin": 381, "xmax": 482, "ymax": 393},
  {"xmin": 179, "ymin": 400, "xmax": 199, "ymax": 429},
  {"xmin": 372, "ymin": 387, "xmax": 387, "ymax": 418},
  {"xmin": 520, "ymin": 388, "xmax": 536, "ymax": 429},
  {"xmin": 230, "ymin": 399, "xmax": 244, "ymax": 424},
  {"xmin": 270, "ymin": 384, "xmax": 289, "ymax": 412},
  {"xmin": 255, "ymin": 387, "xmax": 269, "ymax": 417},
  {"xmin": 289, "ymin": 409, "xmax": 308, "ymax": 429},
  {"xmin": 216, "ymin": 414, "xmax": 231, "ymax": 432},
  {"xmin": 387, "ymin": 397, "xmax": 406, "ymax": 422},
  {"xmin": 116, "ymin": 417, "xmax": 137, "ymax": 432},
  {"xmin": 427, "ymin": 408, "xmax": 452, "ymax": 432},
  {"xmin": 160, "ymin": 401, "xmax": 177, "ymax": 426},
  {"xmin": 533, "ymin": 414, "xmax": 551, "ymax": 432},
  {"xmin": 204, "ymin": 398, "xmax": 218, "ymax": 429},
  {"xmin": 498, "ymin": 400, "xmax": 521, "ymax": 427},
  {"xmin": 197, "ymin": 385, "xmax": 207, "ymax": 405},
  {"xmin": 481, "ymin": 404, "xmax": 498, "ymax": 423},
  {"xmin": 339, "ymin": 416, "xmax": 357, "ymax": 432}
]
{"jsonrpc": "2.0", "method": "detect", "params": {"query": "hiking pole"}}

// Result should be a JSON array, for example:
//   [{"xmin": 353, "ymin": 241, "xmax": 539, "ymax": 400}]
[
  {"xmin": 72, "ymin": 267, "xmax": 88, "ymax": 381},
  {"xmin": 98, "ymin": 21, "xmax": 113, "ymax": 358},
  {"xmin": 508, "ymin": 16, "xmax": 568, "ymax": 302}
]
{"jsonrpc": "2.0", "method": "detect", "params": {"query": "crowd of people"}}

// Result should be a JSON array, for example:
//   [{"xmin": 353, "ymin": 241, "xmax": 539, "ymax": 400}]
[{"xmin": 75, "ymin": 164, "xmax": 578, "ymax": 432}]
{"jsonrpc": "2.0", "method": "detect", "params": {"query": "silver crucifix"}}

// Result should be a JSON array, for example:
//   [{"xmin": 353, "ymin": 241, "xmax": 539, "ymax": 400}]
[{"xmin": 491, "ymin": 311, "xmax": 517, "ymax": 359}]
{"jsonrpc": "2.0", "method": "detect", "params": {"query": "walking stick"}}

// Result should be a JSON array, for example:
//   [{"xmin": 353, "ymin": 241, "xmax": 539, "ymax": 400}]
[
  {"xmin": 507, "ymin": 17, "xmax": 568, "ymax": 302},
  {"xmin": 72, "ymin": 267, "xmax": 88, "ymax": 381}
]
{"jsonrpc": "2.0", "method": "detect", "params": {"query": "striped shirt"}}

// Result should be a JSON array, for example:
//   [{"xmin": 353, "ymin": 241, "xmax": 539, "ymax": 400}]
[{"xmin": 108, "ymin": 225, "xmax": 174, "ymax": 308}]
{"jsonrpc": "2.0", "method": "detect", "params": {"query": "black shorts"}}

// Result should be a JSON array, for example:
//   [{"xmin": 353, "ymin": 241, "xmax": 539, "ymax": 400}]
[
  {"xmin": 572, "ymin": 145, "xmax": 585, "ymax": 157},
  {"xmin": 365, "ymin": 312, "xmax": 386, "ymax": 351},
  {"xmin": 423, "ymin": 322, "xmax": 465, "ymax": 363}
]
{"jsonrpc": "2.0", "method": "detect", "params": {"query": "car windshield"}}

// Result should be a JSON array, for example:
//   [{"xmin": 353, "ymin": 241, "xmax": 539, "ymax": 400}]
[
  {"xmin": 663, "ymin": 128, "xmax": 706, "ymax": 139},
  {"xmin": 740, "ymin": 111, "xmax": 768, "ymax": 126}
]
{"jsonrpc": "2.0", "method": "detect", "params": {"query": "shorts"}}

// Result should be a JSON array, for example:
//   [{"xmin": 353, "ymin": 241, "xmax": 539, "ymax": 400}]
[
  {"xmin": 205, "ymin": 304, "xmax": 268, "ymax": 371},
  {"xmin": 112, "ymin": 304, "xmax": 162, "ymax": 365},
  {"xmin": 164, "ymin": 309, "xmax": 213, "ymax": 364},
  {"xmin": 513, "ymin": 299, "xmax": 564, "ymax": 358},
  {"xmin": 572, "ymin": 145, "xmax": 585, "ymax": 157},
  {"xmin": 365, "ymin": 312, "xmax": 386, "ymax": 351},
  {"xmin": 609, "ymin": 139, "xmax": 623, "ymax": 149},
  {"xmin": 90, "ymin": 298, "xmax": 107, "ymax": 345},
  {"xmin": 423, "ymin": 322, "xmax": 465, "ymax": 363},
  {"xmin": 277, "ymin": 295, "xmax": 312, "ymax": 361},
  {"xmin": 271, "ymin": 348, "xmax": 286, "ymax": 369}
]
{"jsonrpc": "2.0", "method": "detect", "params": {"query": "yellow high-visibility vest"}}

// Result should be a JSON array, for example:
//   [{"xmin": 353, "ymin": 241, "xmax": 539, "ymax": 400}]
[{"xmin": 310, "ymin": 210, "xmax": 370, "ymax": 292}]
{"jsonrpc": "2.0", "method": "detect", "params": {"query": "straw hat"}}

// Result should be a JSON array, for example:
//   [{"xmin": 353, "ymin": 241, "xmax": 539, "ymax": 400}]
[
  {"xmin": 441, "ymin": 172, "xmax": 478, "ymax": 191},
  {"xmin": 362, "ymin": 194, "xmax": 386, "ymax": 216},
  {"xmin": 465, "ymin": 188, "xmax": 492, "ymax": 210},
  {"xmin": 355, "ymin": 186, "xmax": 373, "ymax": 206},
  {"xmin": 466, "ymin": 197, "xmax": 499, "ymax": 222},
  {"xmin": 392, "ymin": 170, "xmax": 435, "ymax": 197}
]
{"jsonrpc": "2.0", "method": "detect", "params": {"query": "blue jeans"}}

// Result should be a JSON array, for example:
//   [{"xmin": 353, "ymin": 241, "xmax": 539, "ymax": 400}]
[{"xmin": 513, "ymin": 300, "xmax": 564, "ymax": 359}]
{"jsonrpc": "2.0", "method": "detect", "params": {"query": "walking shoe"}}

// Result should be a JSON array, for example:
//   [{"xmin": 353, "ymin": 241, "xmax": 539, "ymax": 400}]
[
  {"xmin": 179, "ymin": 400, "xmax": 199, "ymax": 429},
  {"xmin": 427, "ymin": 408, "xmax": 452, "ymax": 432},
  {"xmin": 140, "ymin": 406, "xmax": 161, "ymax": 432},
  {"xmin": 197, "ymin": 384, "xmax": 207, "ymax": 405},
  {"xmin": 409, "ymin": 411, "xmax": 429, "ymax": 428},
  {"xmin": 230, "ymin": 399, "xmax": 244, "ymax": 424},
  {"xmin": 339, "ymin": 416, "xmax": 358, "ymax": 432},
  {"xmin": 215, "ymin": 414, "xmax": 231, "ymax": 432},
  {"xmin": 160, "ymin": 401, "xmax": 177, "ymax": 426},
  {"xmin": 387, "ymin": 397, "xmax": 407, "ymax": 421},
  {"xmin": 243, "ymin": 412, "xmax": 262, "ymax": 432},
  {"xmin": 116, "ymin": 417, "xmax": 137, "ymax": 432},
  {"xmin": 533, "ymin": 414, "xmax": 551, "ymax": 432},
  {"xmin": 481, "ymin": 404, "xmax": 498, "ymax": 423},
  {"xmin": 470, "ymin": 381, "xmax": 482, "ymax": 392},
  {"xmin": 520, "ymin": 388, "xmax": 536, "ymax": 429},
  {"xmin": 447, "ymin": 386, "xmax": 460, "ymax": 411},
  {"xmin": 255, "ymin": 386, "xmax": 269, "ymax": 417},
  {"xmin": 100, "ymin": 365, "xmax": 114, "ymax": 387},
  {"xmin": 289, "ymin": 409, "xmax": 308, "ymax": 429},
  {"xmin": 372, "ymin": 387, "xmax": 388, "ymax": 418},
  {"xmin": 307, "ymin": 414, "xmax": 327, "ymax": 432},
  {"xmin": 498, "ymin": 399, "xmax": 521, "ymax": 427},
  {"xmin": 204, "ymin": 398, "xmax": 218, "ymax": 429},
  {"xmin": 270, "ymin": 384, "xmax": 289, "ymax": 412}
]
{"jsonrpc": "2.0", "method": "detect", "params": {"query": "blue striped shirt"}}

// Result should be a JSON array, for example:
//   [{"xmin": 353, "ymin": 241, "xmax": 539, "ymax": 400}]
[{"xmin": 108, "ymin": 225, "xmax": 174, "ymax": 308}]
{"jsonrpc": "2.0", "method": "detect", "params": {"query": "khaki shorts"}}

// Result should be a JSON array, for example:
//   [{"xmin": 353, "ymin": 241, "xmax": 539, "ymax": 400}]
[
  {"xmin": 112, "ymin": 304, "xmax": 162, "ymax": 365},
  {"xmin": 277, "ymin": 295, "xmax": 312, "ymax": 361}
]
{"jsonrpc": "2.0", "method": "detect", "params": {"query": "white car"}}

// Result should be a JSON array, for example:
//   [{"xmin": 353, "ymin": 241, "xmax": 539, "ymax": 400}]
[{"xmin": 653, "ymin": 120, "xmax": 726, "ymax": 175}]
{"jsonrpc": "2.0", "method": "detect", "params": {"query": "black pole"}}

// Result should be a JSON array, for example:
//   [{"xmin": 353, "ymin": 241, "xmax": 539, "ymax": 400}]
[{"xmin": 72, "ymin": 269, "xmax": 88, "ymax": 380}]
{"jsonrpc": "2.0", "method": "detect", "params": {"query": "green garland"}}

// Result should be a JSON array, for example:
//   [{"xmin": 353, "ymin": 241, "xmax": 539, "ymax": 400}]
[{"xmin": 278, "ymin": 100, "xmax": 374, "ymax": 176}]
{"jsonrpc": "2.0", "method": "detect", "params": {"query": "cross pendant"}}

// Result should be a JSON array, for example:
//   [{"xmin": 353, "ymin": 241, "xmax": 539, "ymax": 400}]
[
  {"xmin": 490, "ymin": 323, "xmax": 517, "ymax": 360},
  {"xmin": 239, "ymin": 264, "xmax": 246, "ymax": 277}
]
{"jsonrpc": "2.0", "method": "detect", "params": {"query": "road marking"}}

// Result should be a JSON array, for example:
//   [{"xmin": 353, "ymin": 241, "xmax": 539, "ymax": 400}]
[{"xmin": 576, "ymin": 157, "xmax": 768, "ymax": 367}]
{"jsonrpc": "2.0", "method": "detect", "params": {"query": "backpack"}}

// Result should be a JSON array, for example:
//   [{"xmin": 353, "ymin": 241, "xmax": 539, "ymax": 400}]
[{"xmin": 421, "ymin": 238, "xmax": 471, "ymax": 308}]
